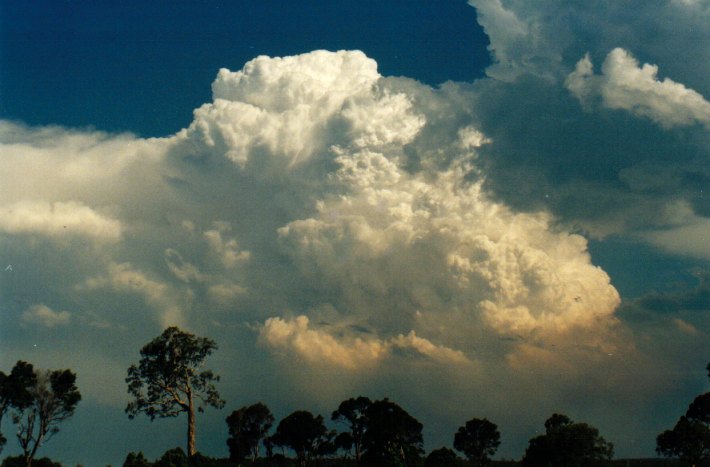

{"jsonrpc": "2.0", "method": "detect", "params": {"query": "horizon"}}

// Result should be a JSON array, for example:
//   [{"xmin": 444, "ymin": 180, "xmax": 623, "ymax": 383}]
[{"xmin": 1, "ymin": 1, "xmax": 709, "ymax": 465}]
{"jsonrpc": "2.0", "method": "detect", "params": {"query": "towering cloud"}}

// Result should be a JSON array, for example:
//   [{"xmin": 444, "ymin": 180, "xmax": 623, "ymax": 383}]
[{"xmin": 1, "ymin": 4, "xmax": 708, "ymax": 456}]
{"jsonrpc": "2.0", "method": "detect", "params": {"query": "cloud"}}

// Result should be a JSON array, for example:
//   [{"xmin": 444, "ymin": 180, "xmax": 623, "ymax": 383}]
[
  {"xmin": 567, "ymin": 48, "xmax": 710, "ymax": 129},
  {"xmin": 640, "ymin": 203, "xmax": 710, "ymax": 259},
  {"xmin": 0, "ymin": 200, "xmax": 122, "ymax": 242},
  {"xmin": 259, "ymin": 316, "xmax": 470, "ymax": 369},
  {"xmin": 1, "ymin": 43, "xmax": 705, "ymax": 460},
  {"xmin": 80, "ymin": 262, "xmax": 185, "ymax": 327},
  {"xmin": 203, "ymin": 224, "xmax": 250, "ymax": 268},
  {"xmin": 391, "ymin": 331, "xmax": 470, "ymax": 365},
  {"xmin": 278, "ymin": 149, "xmax": 620, "ymax": 338},
  {"xmin": 21, "ymin": 304, "xmax": 71, "ymax": 328},
  {"xmin": 468, "ymin": 0, "xmax": 710, "ymax": 93},
  {"xmin": 259, "ymin": 316, "xmax": 388, "ymax": 369}
]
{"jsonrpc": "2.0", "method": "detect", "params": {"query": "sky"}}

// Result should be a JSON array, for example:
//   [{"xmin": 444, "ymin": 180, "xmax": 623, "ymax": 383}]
[{"xmin": 0, "ymin": 0, "xmax": 709, "ymax": 465}]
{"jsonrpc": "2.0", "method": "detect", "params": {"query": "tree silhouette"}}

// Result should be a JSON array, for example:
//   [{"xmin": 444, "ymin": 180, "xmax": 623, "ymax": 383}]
[
  {"xmin": 522, "ymin": 413, "xmax": 613, "ymax": 467},
  {"xmin": 12, "ymin": 368, "xmax": 81, "ymax": 467},
  {"xmin": 332, "ymin": 396, "xmax": 372, "ymax": 464},
  {"xmin": 126, "ymin": 327, "xmax": 225, "ymax": 457},
  {"xmin": 453, "ymin": 417, "xmax": 500, "ymax": 466},
  {"xmin": 425, "ymin": 447, "xmax": 458, "ymax": 467},
  {"xmin": 272, "ymin": 410, "xmax": 330, "ymax": 467},
  {"xmin": 123, "ymin": 451, "xmax": 151, "ymax": 467},
  {"xmin": 657, "ymin": 362, "xmax": 710, "ymax": 466},
  {"xmin": 0, "ymin": 361, "xmax": 37, "ymax": 454},
  {"xmin": 226, "ymin": 402, "xmax": 274, "ymax": 464},
  {"xmin": 361, "ymin": 398, "xmax": 424, "ymax": 467}
]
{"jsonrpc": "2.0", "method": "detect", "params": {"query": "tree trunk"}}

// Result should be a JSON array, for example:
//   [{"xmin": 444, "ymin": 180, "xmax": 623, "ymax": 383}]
[{"xmin": 187, "ymin": 393, "xmax": 196, "ymax": 457}]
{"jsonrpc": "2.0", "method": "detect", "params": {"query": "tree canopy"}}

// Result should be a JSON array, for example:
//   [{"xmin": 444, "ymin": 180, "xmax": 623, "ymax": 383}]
[
  {"xmin": 657, "ymin": 362, "xmax": 710, "ymax": 466},
  {"xmin": 331, "ymin": 396, "xmax": 372, "ymax": 464},
  {"xmin": 522, "ymin": 413, "xmax": 613, "ymax": 467},
  {"xmin": 424, "ymin": 447, "xmax": 458, "ymax": 467},
  {"xmin": 272, "ymin": 410, "xmax": 331, "ymax": 467},
  {"xmin": 126, "ymin": 326, "xmax": 225, "ymax": 457},
  {"xmin": 226, "ymin": 402, "xmax": 274, "ymax": 463},
  {"xmin": 453, "ymin": 417, "xmax": 501, "ymax": 466},
  {"xmin": 0, "ymin": 361, "xmax": 37, "ymax": 454},
  {"xmin": 361, "ymin": 398, "xmax": 424, "ymax": 467},
  {"xmin": 12, "ymin": 367, "xmax": 81, "ymax": 467}
]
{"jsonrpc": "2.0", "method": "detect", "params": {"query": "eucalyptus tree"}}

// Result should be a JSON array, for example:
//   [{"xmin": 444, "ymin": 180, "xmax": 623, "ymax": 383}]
[
  {"xmin": 12, "ymin": 367, "xmax": 81, "ymax": 467},
  {"xmin": 126, "ymin": 326, "xmax": 225, "ymax": 456}
]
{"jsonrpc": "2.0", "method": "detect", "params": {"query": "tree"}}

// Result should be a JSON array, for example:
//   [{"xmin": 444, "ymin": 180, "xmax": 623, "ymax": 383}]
[
  {"xmin": 361, "ymin": 398, "xmax": 424, "ymax": 467},
  {"xmin": 272, "ymin": 410, "xmax": 330, "ymax": 467},
  {"xmin": 425, "ymin": 447, "xmax": 458, "ymax": 467},
  {"xmin": 522, "ymin": 413, "xmax": 613, "ymax": 467},
  {"xmin": 126, "ymin": 326, "xmax": 225, "ymax": 457},
  {"xmin": 0, "ymin": 361, "xmax": 37, "ymax": 454},
  {"xmin": 123, "ymin": 451, "xmax": 152, "ymax": 467},
  {"xmin": 453, "ymin": 417, "xmax": 501, "ymax": 466},
  {"xmin": 657, "ymin": 363, "xmax": 710, "ymax": 466},
  {"xmin": 153, "ymin": 447, "xmax": 188, "ymax": 467},
  {"xmin": 12, "ymin": 368, "xmax": 81, "ymax": 467},
  {"xmin": 657, "ymin": 416, "xmax": 710, "ymax": 466},
  {"xmin": 226, "ymin": 402, "xmax": 275, "ymax": 464},
  {"xmin": 331, "ymin": 396, "xmax": 372, "ymax": 464}
]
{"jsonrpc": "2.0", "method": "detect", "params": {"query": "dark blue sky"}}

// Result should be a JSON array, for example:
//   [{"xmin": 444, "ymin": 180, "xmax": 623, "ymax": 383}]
[{"xmin": 0, "ymin": 0, "xmax": 489, "ymax": 136}]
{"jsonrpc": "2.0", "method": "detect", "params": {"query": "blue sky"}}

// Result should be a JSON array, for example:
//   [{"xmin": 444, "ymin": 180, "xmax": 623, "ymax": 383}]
[
  {"xmin": 1, "ymin": 1, "xmax": 709, "ymax": 465},
  {"xmin": 1, "ymin": 0, "xmax": 488, "ymax": 136}
]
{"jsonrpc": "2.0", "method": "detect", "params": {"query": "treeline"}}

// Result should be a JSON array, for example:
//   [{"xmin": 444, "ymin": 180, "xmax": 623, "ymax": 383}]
[{"xmin": 1, "ymin": 327, "xmax": 708, "ymax": 467}]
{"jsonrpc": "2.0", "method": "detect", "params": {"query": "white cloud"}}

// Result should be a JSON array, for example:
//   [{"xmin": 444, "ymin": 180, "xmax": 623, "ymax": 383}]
[
  {"xmin": 391, "ymin": 331, "xmax": 471, "ymax": 365},
  {"xmin": 259, "ymin": 316, "xmax": 471, "ymax": 369},
  {"xmin": 1, "ymin": 43, "xmax": 701, "ymax": 459},
  {"xmin": 259, "ymin": 316, "xmax": 388, "ymax": 369},
  {"xmin": 279, "ymin": 151, "xmax": 620, "ymax": 337},
  {"xmin": 568, "ymin": 48, "xmax": 710, "ymax": 129},
  {"xmin": 21, "ymin": 304, "xmax": 71, "ymax": 328},
  {"xmin": 0, "ymin": 200, "xmax": 122, "ymax": 242}
]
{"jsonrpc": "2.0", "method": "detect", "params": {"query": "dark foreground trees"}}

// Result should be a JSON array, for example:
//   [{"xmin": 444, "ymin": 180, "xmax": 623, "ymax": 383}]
[
  {"xmin": 0, "ymin": 361, "xmax": 36, "ymax": 454},
  {"xmin": 272, "ymin": 410, "xmax": 333, "ymax": 467},
  {"xmin": 657, "ymin": 362, "xmax": 710, "ymax": 466},
  {"xmin": 454, "ymin": 417, "xmax": 501, "ymax": 466},
  {"xmin": 522, "ymin": 413, "xmax": 613, "ymax": 467},
  {"xmin": 425, "ymin": 447, "xmax": 458, "ymax": 467},
  {"xmin": 226, "ymin": 403, "xmax": 275, "ymax": 464},
  {"xmin": 126, "ymin": 326, "xmax": 225, "ymax": 457},
  {"xmin": 14, "ymin": 368, "xmax": 81, "ymax": 467},
  {"xmin": 331, "ymin": 396, "xmax": 372, "ymax": 464},
  {"xmin": 361, "ymin": 398, "xmax": 424, "ymax": 467},
  {"xmin": 1, "ymin": 362, "xmax": 82, "ymax": 467}
]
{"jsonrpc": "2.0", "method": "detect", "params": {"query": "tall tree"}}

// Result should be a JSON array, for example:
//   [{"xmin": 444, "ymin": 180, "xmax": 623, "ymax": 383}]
[
  {"xmin": 361, "ymin": 398, "xmax": 424, "ymax": 467},
  {"xmin": 126, "ymin": 326, "xmax": 225, "ymax": 457},
  {"xmin": 453, "ymin": 417, "xmax": 501, "ymax": 466},
  {"xmin": 332, "ymin": 396, "xmax": 372, "ymax": 464},
  {"xmin": 226, "ymin": 402, "xmax": 275, "ymax": 464},
  {"xmin": 12, "ymin": 368, "xmax": 81, "ymax": 467},
  {"xmin": 272, "ymin": 410, "xmax": 330, "ymax": 467},
  {"xmin": 522, "ymin": 413, "xmax": 613, "ymax": 467},
  {"xmin": 0, "ymin": 361, "xmax": 37, "ymax": 454}
]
